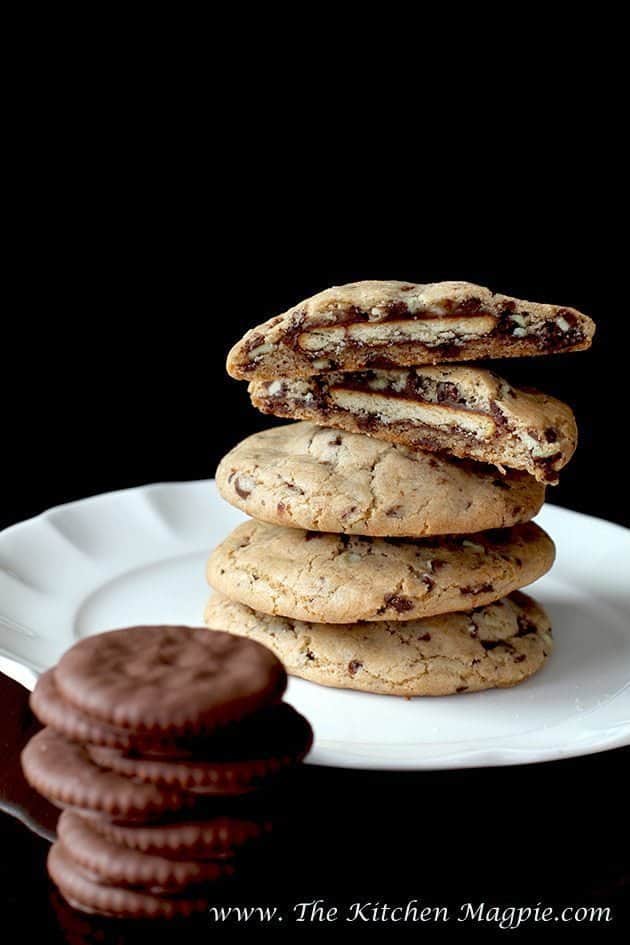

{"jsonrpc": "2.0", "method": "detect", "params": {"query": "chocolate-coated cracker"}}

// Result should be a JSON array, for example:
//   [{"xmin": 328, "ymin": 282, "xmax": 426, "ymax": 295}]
[
  {"xmin": 30, "ymin": 670, "xmax": 200, "ymax": 753},
  {"xmin": 21, "ymin": 728, "xmax": 195, "ymax": 820},
  {"xmin": 89, "ymin": 812, "xmax": 271, "ymax": 860},
  {"xmin": 54, "ymin": 626, "xmax": 287, "ymax": 734},
  {"xmin": 48, "ymin": 841, "xmax": 211, "ymax": 919},
  {"xmin": 88, "ymin": 703, "xmax": 314, "ymax": 795},
  {"xmin": 58, "ymin": 811, "xmax": 235, "ymax": 891}
]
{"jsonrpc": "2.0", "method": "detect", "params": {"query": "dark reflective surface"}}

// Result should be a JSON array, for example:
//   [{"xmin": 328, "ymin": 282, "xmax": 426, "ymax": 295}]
[{"xmin": 2, "ymin": 672, "xmax": 629, "ymax": 941}]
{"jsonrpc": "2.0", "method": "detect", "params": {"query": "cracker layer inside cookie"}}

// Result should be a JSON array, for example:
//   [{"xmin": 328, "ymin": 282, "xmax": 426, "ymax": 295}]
[
  {"xmin": 228, "ymin": 280, "xmax": 595, "ymax": 379},
  {"xmin": 249, "ymin": 366, "xmax": 577, "ymax": 483}
]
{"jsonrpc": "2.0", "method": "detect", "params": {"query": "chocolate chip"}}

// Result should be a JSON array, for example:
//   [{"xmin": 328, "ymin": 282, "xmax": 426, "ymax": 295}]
[
  {"xmin": 456, "ymin": 685, "xmax": 468, "ymax": 693},
  {"xmin": 489, "ymin": 402, "xmax": 509, "ymax": 429},
  {"xmin": 434, "ymin": 343, "xmax": 460, "ymax": 358},
  {"xmin": 422, "ymin": 575, "xmax": 435, "ymax": 592},
  {"xmin": 556, "ymin": 307, "xmax": 578, "ymax": 327},
  {"xmin": 454, "ymin": 297, "xmax": 484, "ymax": 316},
  {"xmin": 516, "ymin": 616, "xmax": 536, "ymax": 636},
  {"xmin": 243, "ymin": 332, "xmax": 265, "ymax": 353},
  {"xmin": 494, "ymin": 304, "xmax": 516, "ymax": 334},
  {"xmin": 383, "ymin": 594, "xmax": 415, "ymax": 613},
  {"xmin": 356, "ymin": 414, "xmax": 379, "ymax": 433},
  {"xmin": 493, "ymin": 478, "xmax": 510, "ymax": 490},
  {"xmin": 436, "ymin": 381, "xmax": 460, "ymax": 403},
  {"xmin": 306, "ymin": 650, "xmax": 315, "ymax": 661},
  {"xmin": 418, "ymin": 632, "xmax": 431, "ymax": 642},
  {"xmin": 348, "ymin": 660, "xmax": 363, "ymax": 676},
  {"xmin": 544, "ymin": 427, "xmax": 558, "ymax": 443},
  {"xmin": 234, "ymin": 477, "xmax": 253, "ymax": 499},
  {"xmin": 481, "ymin": 640, "xmax": 503, "ymax": 650},
  {"xmin": 382, "ymin": 300, "xmax": 410, "ymax": 320},
  {"xmin": 536, "ymin": 318, "xmax": 583, "ymax": 350},
  {"xmin": 514, "ymin": 654, "xmax": 527, "ymax": 663},
  {"xmin": 460, "ymin": 582, "xmax": 494, "ymax": 596},
  {"xmin": 282, "ymin": 310, "xmax": 307, "ymax": 348},
  {"xmin": 329, "ymin": 435, "xmax": 342, "ymax": 446}
]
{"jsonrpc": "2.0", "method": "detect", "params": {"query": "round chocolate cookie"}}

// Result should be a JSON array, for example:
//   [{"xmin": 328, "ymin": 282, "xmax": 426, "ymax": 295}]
[
  {"xmin": 54, "ymin": 626, "xmax": 286, "ymax": 734},
  {"xmin": 30, "ymin": 670, "xmax": 201, "ymax": 753},
  {"xmin": 21, "ymin": 728, "xmax": 196, "ymax": 820},
  {"xmin": 88, "ymin": 703, "xmax": 313, "ymax": 795},
  {"xmin": 89, "ymin": 813, "xmax": 272, "ymax": 860},
  {"xmin": 216, "ymin": 422, "xmax": 546, "ymax": 537},
  {"xmin": 48, "ymin": 841, "xmax": 211, "ymax": 919},
  {"xmin": 205, "ymin": 591, "xmax": 553, "ymax": 696},
  {"xmin": 207, "ymin": 519, "xmax": 555, "ymax": 623},
  {"xmin": 57, "ymin": 811, "xmax": 235, "ymax": 891}
]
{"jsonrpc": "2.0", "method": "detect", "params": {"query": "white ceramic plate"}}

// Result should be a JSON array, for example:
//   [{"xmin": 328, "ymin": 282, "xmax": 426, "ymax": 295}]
[{"xmin": 1, "ymin": 482, "xmax": 629, "ymax": 770}]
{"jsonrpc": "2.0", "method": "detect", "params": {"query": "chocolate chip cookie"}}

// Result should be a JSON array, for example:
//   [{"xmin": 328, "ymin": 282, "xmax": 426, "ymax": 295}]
[
  {"xmin": 216, "ymin": 422, "xmax": 545, "ymax": 536},
  {"xmin": 227, "ymin": 280, "xmax": 595, "ymax": 380},
  {"xmin": 248, "ymin": 365, "xmax": 577, "ymax": 484},
  {"xmin": 207, "ymin": 519, "xmax": 554, "ymax": 623},
  {"xmin": 204, "ymin": 591, "xmax": 553, "ymax": 696}
]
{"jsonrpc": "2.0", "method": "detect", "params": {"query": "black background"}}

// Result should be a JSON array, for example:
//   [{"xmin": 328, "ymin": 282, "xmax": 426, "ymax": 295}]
[{"xmin": 2, "ymin": 107, "xmax": 629, "ymax": 941}]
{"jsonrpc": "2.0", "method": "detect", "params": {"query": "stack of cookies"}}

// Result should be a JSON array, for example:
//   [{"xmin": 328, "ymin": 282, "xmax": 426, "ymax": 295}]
[
  {"xmin": 206, "ymin": 280, "xmax": 595, "ymax": 697},
  {"xmin": 22, "ymin": 625, "xmax": 312, "ymax": 918}
]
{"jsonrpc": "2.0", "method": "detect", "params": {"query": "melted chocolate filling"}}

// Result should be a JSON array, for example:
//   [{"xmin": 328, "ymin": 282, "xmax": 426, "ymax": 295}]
[{"xmin": 262, "ymin": 299, "xmax": 586, "ymax": 360}]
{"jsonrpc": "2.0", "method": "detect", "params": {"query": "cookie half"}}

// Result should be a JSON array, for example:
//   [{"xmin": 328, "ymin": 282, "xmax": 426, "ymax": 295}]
[
  {"xmin": 227, "ymin": 280, "xmax": 595, "ymax": 380},
  {"xmin": 207, "ymin": 520, "xmax": 554, "ymax": 624},
  {"xmin": 216, "ymin": 422, "xmax": 545, "ymax": 536},
  {"xmin": 249, "ymin": 365, "xmax": 577, "ymax": 484},
  {"xmin": 54, "ymin": 625, "xmax": 286, "ymax": 734},
  {"xmin": 205, "ymin": 591, "xmax": 553, "ymax": 696}
]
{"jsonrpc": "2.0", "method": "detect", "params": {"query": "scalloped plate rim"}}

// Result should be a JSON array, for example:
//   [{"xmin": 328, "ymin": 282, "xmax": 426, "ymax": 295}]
[{"xmin": 0, "ymin": 480, "xmax": 629, "ymax": 770}]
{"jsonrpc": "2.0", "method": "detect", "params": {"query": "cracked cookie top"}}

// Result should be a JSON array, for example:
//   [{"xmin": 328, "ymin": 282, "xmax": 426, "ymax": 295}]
[
  {"xmin": 206, "ymin": 519, "xmax": 555, "ymax": 624},
  {"xmin": 204, "ymin": 591, "xmax": 553, "ymax": 697},
  {"xmin": 216, "ymin": 422, "xmax": 545, "ymax": 536}
]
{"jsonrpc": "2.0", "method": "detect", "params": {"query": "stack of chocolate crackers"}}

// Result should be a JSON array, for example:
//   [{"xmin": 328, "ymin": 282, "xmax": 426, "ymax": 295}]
[
  {"xmin": 22, "ymin": 625, "xmax": 312, "ymax": 918},
  {"xmin": 206, "ymin": 280, "xmax": 595, "ymax": 696}
]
